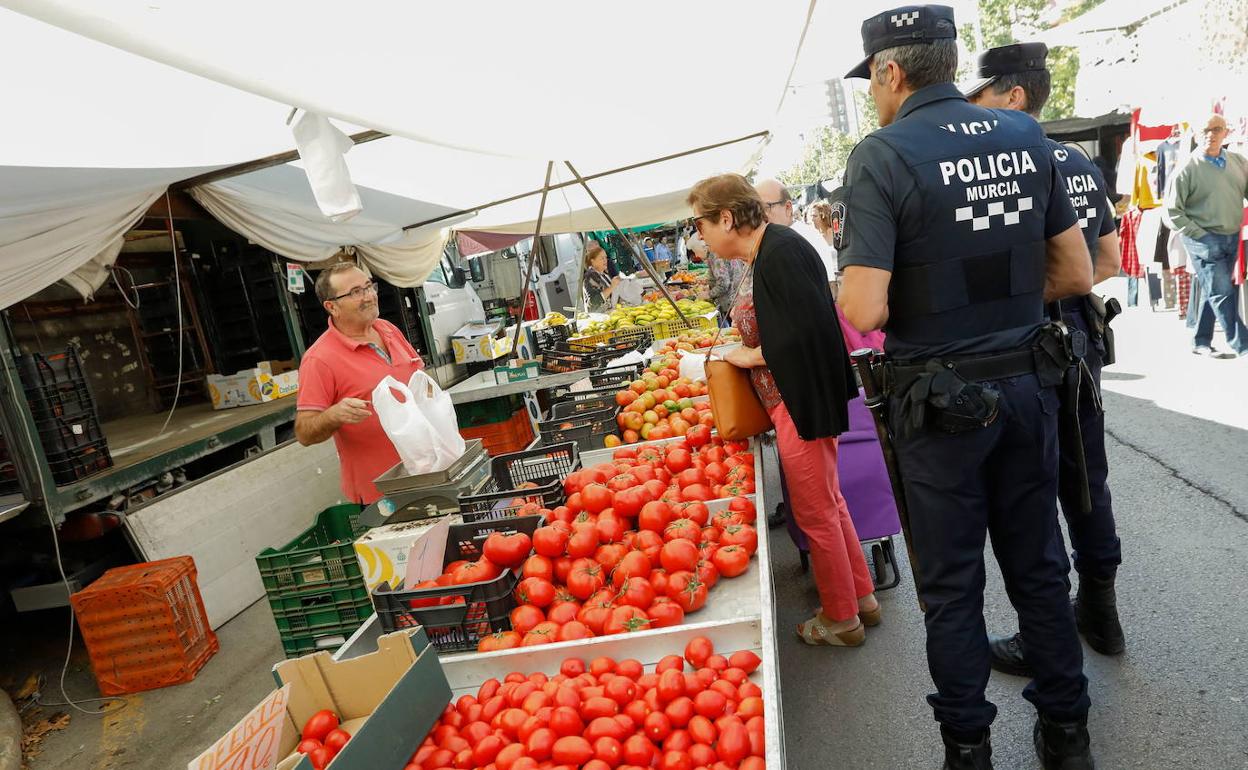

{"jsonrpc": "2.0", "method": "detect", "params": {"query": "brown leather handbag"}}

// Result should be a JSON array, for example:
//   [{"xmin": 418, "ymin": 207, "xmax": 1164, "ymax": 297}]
[{"xmin": 704, "ymin": 260, "xmax": 773, "ymax": 440}]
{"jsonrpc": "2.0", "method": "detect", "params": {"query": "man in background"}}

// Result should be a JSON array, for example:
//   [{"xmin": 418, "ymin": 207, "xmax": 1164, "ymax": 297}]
[
  {"xmin": 1165, "ymin": 113, "xmax": 1248, "ymax": 358},
  {"xmin": 755, "ymin": 178, "xmax": 839, "ymax": 286}
]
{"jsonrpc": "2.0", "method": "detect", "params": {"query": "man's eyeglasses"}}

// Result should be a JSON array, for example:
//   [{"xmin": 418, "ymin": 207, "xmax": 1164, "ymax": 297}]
[
  {"xmin": 763, "ymin": 200, "xmax": 786, "ymax": 210},
  {"xmin": 329, "ymin": 281, "xmax": 378, "ymax": 302}
]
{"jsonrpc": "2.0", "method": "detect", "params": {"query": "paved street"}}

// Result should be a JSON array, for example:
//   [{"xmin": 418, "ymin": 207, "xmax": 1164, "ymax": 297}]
[
  {"xmin": 7, "ymin": 279, "xmax": 1248, "ymax": 769},
  {"xmin": 770, "ymin": 279, "xmax": 1248, "ymax": 768}
]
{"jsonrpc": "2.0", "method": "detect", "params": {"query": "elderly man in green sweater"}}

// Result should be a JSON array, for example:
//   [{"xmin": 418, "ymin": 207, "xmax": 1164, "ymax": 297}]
[{"xmin": 1165, "ymin": 114, "xmax": 1248, "ymax": 358}]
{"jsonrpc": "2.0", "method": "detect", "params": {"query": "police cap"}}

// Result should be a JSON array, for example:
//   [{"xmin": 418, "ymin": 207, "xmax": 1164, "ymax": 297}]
[
  {"xmin": 845, "ymin": 5, "xmax": 957, "ymax": 80},
  {"xmin": 960, "ymin": 42, "xmax": 1049, "ymax": 97}
]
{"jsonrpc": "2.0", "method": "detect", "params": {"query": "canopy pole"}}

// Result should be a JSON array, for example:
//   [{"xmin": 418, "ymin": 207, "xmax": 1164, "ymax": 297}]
[
  {"xmin": 564, "ymin": 161, "xmax": 688, "ymax": 326},
  {"xmin": 511, "ymin": 161, "xmax": 554, "ymax": 359},
  {"xmin": 171, "ymin": 130, "xmax": 388, "ymax": 190},
  {"xmin": 401, "ymin": 130, "xmax": 767, "ymax": 232}
]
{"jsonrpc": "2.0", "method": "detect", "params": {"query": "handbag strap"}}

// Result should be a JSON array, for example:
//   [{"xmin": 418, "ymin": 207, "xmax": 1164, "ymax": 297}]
[{"xmin": 708, "ymin": 228, "xmax": 765, "ymax": 351}]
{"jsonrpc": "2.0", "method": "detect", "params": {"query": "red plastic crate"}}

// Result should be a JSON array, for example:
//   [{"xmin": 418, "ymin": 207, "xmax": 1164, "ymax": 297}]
[
  {"xmin": 69, "ymin": 556, "xmax": 219, "ymax": 696},
  {"xmin": 461, "ymin": 409, "xmax": 534, "ymax": 456}
]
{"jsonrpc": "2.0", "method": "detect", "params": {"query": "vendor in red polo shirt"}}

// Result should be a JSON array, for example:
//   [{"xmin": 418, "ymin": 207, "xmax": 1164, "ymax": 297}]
[{"xmin": 295, "ymin": 262, "xmax": 425, "ymax": 503}]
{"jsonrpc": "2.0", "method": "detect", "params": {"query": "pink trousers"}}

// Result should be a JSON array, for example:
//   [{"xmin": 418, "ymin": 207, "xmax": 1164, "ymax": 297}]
[{"xmin": 769, "ymin": 400, "xmax": 875, "ymax": 621}]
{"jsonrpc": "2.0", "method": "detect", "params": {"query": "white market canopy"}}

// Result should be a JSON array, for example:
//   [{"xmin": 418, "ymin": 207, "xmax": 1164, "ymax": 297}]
[{"xmin": 0, "ymin": 1, "xmax": 817, "ymax": 308}]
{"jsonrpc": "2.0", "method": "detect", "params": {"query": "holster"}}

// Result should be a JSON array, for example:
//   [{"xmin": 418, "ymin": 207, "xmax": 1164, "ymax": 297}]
[
  {"xmin": 1033, "ymin": 322, "xmax": 1079, "ymax": 388},
  {"xmin": 1085, "ymin": 294, "xmax": 1120, "ymax": 367},
  {"xmin": 891, "ymin": 361, "xmax": 1002, "ymax": 438}
]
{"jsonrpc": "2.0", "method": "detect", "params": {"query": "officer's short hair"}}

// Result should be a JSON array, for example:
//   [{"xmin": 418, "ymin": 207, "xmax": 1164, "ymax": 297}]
[
  {"xmin": 315, "ymin": 261, "xmax": 364, "ymax": 304},
  {"xmin": 872, "ymin": 39, "xmax": 958, "ymax": 91},
  {"xmin": 687, "ymin": 174, "xmax": 766, "ymax": 232},
  {"xmin": 990, "ymin": 69, "xmax": 1051, "ymax": 117}
]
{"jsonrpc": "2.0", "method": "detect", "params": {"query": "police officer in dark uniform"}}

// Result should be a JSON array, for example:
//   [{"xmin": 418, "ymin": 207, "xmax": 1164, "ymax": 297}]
[
  {"xmin": 963, "ymin": 43, "xmax": 1126, "ymax": 678},
  {"xmin": 836, "ymin": 7, "xmax": 1098, "ymax": 769}
]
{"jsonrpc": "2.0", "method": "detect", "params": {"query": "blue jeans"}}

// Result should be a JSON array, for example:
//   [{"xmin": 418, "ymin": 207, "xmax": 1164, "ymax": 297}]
[{"xmin": 1183, "ymin": 232, "xmax": 1248, "ymax": 354}]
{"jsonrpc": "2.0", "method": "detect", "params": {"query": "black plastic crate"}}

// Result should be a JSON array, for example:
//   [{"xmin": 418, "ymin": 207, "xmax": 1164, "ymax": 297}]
[
  {"xmin": 538, "ymin": 405, "xmax": 618, "ymax": 450},
  {"xmin": 35, "ymin": 413, "xmax": 106, "ymax": 455},
  {"xmin": 372, "ymin": 515, "xmax": 544, "ymax": 652},
  {"xmin": 457, "ymin": 443, "xmax": 579, "ymax": 523},
  {"xmin": 590, "ymin": 365, "xmax": 641, "ymax": 388},
  {"xmin": 550, "ymin": 385, "xmax": 621, "ymax": 416},
  {"xmin": 22, "ymin": 382, "xmax": 97, "ymax": 422},
  {"xmin": 46, "ymin": 440, "xmax": 112, "ymax": 486},
  {"xmin": 16, "ymin": 347, "xmax": 89, "ymax": 392},
  {"xmin": 532, "ymin": 324, "xmax": 573, "ymax": 353},
  {"xmin": 565, "ymin": 327, "xmax": 653, "ymax": 355},
  {"xmin": 539, "ymin": 349, "xmax": 602, "ymax": 374}
]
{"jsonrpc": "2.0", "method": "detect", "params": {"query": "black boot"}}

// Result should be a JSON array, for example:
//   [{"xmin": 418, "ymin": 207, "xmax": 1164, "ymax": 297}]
[
  {"xmin": 1033, "ymin": 713, "xmax": 1096, "ymax": 769},
  {"xmin": 940, "ymin": 726, "xmax": 994, "ymax": 769},
  {"xmin": 1074, "ymin": 574, "xmax": 1125, "ymax": 655},
  {"xmin": 987, "ymin": 632, "xmax": 1034, "ymax": 677}
]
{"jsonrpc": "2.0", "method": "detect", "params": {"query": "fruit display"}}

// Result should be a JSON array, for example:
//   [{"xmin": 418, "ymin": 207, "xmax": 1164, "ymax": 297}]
[
  {"xmin": 466, "ymin": 436, "xmax": 756, "ymax": 653},
  {"xmin": 579, "ymin": 299, "xmax": 717, "ymax": 336},
  {"xmin": 655, "ymin": 328, "xmax": 741, "ymax": 356},
  {"xmin": 603, "ymin": 354, "xmax": 710, "ymax": 445},
  {"xmin": 295, "ymin": 709, "xmax": 352, "ymax": 769},
  {"xmin": 536, "ymin": 312, "xmax": 571, "ymax": 328},
  {"xmin": 667, "ymin": 270, "xmax": 700, "ymax": 284},
  {"xmin": 408, "ymin": 636, "xmax": 768, "ymax": 770}
]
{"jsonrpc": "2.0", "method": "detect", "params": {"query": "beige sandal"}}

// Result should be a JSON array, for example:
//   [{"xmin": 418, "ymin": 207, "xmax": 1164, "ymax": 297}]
[
  {"xmin": 796, "ymin": 615, "xmax": 865, "ymax": 647},
  {"xmin": 858, "ymin": 598, "xmax": 882, "ymax": 627}
]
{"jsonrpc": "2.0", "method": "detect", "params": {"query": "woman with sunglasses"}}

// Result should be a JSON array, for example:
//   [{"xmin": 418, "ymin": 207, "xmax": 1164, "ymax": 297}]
[{"xmin": 687, "ymin": 173, "xmax": 879, "ymax": 647}]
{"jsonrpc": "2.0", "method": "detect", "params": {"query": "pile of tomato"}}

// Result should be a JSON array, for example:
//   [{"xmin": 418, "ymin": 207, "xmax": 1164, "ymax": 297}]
[
  {"xmin": 452, "ymin": 437, "xmax": 758, "ymax": 652},
  {"xmin": 406, "ymin": 635, "xmax": 767, "ymax": 770},
  {"xmin": 294, "ymin": 709, "xmax": 352, "ymax": 769}
]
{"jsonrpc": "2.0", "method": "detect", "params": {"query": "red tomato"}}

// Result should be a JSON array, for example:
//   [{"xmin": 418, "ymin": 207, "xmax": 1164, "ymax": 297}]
[
  {"xmin": 680, "ymin": 501, "xmax": 711, "ymax": 527},
  {"xmin": 581, "ymin": 484, "xmax": 614, "ymax": 514},
  {"xmin": 322, "ymin": 728, "xmax": 350, "ymax": 753},
  {"xmin": 510, "ymin": 605, "xmax": 545, "ymax": 635},
  {"xmin": 549, "ymin": 706, "xmax": 583, "ymax": 737},
  {"xmin": 635, "ymin": 530, "xmax": 665, "ymax": 562},
  {"xmin": 676, "ymin": 468, "xmax": 706, "ymax": 489},
  {"xmin": 547, "ymin": 600, "xmax": 581, "ymax": 625},
  {"xmin": 665, "ymin": 448, "xmax": 692, "ymax": 473},
  {"xmin": 578, "ymin": 603, "xmax": 614, "ymax": 635},
  {"xmin": 585, "ymin": 715, "xmax": 627, "ymax": 742},
  {"xmin": 730, "ymin": 650, "xmax": 762, "ymax": 674},
  {"xmin": 611, "ymin": 551, "xmax": 652, "ymax": 586},
  {"xmin": 613, "ymin": 486, "xmax": 646, "ymax": 518},
  {"xmin": 495, "ymin": 741, "xmax": 526, "ymax": 770},
  {"xmin": 644, "ymin": 711, "xmax": 673, "ymax": 742},
  {"xmin": 449, "ymin": 557, "xmax": 502, "ymax": 585},
  {"xmin": 307, "ymin": 747, "xmax": 335, "ymax": 770},
  {"xmin": 607, "ymin": 472, "xmax": 639, "ymax": 493},
  {"xmin": 728, "ymin": 496, "xmax": 756, "ymax": 522},
  {"xmin": 655, "ymin": 654, "xmax": 685, "ymax": 673},
  {"xmin": 696, "ymin": 559, "xmax": 720, "ymax": 590},
  {"xmin": 594, "ymin": 543, "xmax": 629, "ymax": 573},
  {"xmin": 623, "ymin": 734, "xmax": 658, "ymax": 765},
  {"xmin": 657, "ymin": 668, "xmax": 686, "ymax": 704},
  {"xmin": 660, "ymin": 749, "xmax": 694, "ymax": 770},
  {"xmin": 680, "ymin": 484, "xmax": 714, "ymax": 502},
  {"xmin": 532, "ymin": 525, "xmax": 570, "ymax": 557},
  {"xmin": 647, "ymin": 597, "xmax": 686, "ymax": 628},
  {"xmin": 690, "ymin": 743, "xmax": 718, "ymax": 767},
  {"xmin": 483, "ymin": 530, "xmax": 533, "ymax": 569},
  {"xmin": 663, "ymin": 518, "xmax": 701, "ymax": 543},
  {"xmin": 515, "ymin": 577, "xmax": 556, "ymax": 608},
  {"xmin": 552, "ymin": 735, "xmax": 595, "ymax": 764},
  {"xmin": 296, "ymin": 738, "xmax": 323, "ymax": 755},
  {"xmin": 711, "ymin": 545, "xmax": 751, "ymax": 578},
  {"xmin": 521, "ymin": 554, "xmax": 555, "ymax": 582},
  {"xmin": 301, "ymin": 709, "xmax": 339, "ymax": 742},
  {"xmin": 649, "ymin": 568, "xmax": 670, "ymax": 595},
  {"xmin": 597, "ymin": 515, "xmax": 627, "ymax": 544},
  {"xmin": 614, "ymin": 577, "xmax": 656, "ymax": 610},
  {"xmin": 684, "ymin": 636, "xmax": 714, "ymax": 668},
  {"xmin": 604, "ymin": 674, "xmax": 637, "ymax": 705},
  {"xmin": 659, "ymin": 539, "xmax": 700, "ymax": 572},
  {"xmin": 603, "ymin": 604, "xmax": 651, "ymax": 635},
  {"xmin": 523, "ymin": 621, "xmax": 560, "ymax": 646},
  {"xmin": 666, "ymin": 571, "xmax": 708, "ymax": 613},
  {"xmin": 716, "ymin": 719, "xmax": 750, "ymax": 762},
  {"xmin": 567, "ymin": 559, "xmax": 607, "ymax": 600},
  {"xmin": 687, "ymin": 715, "xmax": 717, "ymax": 746},
  {"xmin": 664, "ymin": 695, "xmax": 695, "ymax": 727},
  {"xmin": 720, "ymin": 524, "xmax": 759, "ymax": 554},
  {"xmin": 593, "ymin": 735, "xmax": 624, "ymax": 766},
  {"xmin": 694, "ymin": 689, "xmax": 728, "ymax": 718},
  {"xmin": 638, "ymin": 501, "xmax": 672, "ymax": 533},
  {"xmin": 553, "ymin": 556, "xmax": 575, "ymax": 584},
  {"xmin": 556, "ymin": 620, "xmax": 595, "ymax": 642}
]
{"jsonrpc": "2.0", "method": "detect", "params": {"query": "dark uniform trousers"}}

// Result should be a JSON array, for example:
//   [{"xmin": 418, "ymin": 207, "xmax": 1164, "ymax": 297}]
[
  {"xmin": 890, "ymin": 374, "xmax": 1091, "ymax": 733},
  {"xmin": 1056, "ymin": 300, "xmax": 1121, "ymax": 581}
]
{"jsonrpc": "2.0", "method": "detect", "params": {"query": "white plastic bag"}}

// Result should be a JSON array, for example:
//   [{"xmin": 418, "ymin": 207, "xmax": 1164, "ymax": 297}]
[
  {"xmin": 407, "ymin": 370, "xmax": 465, "ymax": 463},
  {"xmin": 372, "ymin": 372, "xmax": 465, "ymax": 475},
  {"xmin": 679, "ymin": 352, "xmax": 709, "ymax": 383}
]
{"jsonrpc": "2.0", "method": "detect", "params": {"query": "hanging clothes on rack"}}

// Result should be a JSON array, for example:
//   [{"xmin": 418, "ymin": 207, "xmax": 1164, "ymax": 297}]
[{"xmin": 1120, "ymin": 207, "xmax": 1145, "ymax": 307}]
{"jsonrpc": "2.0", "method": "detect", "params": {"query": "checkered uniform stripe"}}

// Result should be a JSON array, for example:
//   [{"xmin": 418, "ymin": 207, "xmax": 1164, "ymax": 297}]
[
  {"xmin": 1076, "ymin": 207, "xmax": 1097, "ymax": 230},
  {"xmin": 890, "ymin": 11, "xmax": 920, "ymax": 26},
  {"xmin": 954, "ymin": 197, "xmax": 1034, "ymax": 231}
]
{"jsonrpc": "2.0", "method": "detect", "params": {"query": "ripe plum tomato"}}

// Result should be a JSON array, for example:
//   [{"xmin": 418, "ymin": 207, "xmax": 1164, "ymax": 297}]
[
  {"xmin": 301, "ymin": 709, "xmax": 339, "ymax": 742},
  {"xmin": 684, "ymin": 636, "xmax": 714, "ymax": 668}
]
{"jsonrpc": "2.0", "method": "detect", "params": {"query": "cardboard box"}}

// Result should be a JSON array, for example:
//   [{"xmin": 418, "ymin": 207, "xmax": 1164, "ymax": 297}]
[
  {"xmin": 189, "ymin": 628, "xmax": 449, "ymax": 770},
  {"xmin": 353, "ymin": 517, "xmax": 450, "ymax": 591},
  {"xmin": 493, "ymin": 359, "xmax": 541, "ymax": 383},
  {"xmin": 450, "ymin": 322, "xmax": 512, "ymax": 364},
  {"xmin": 207, "ymin": 360, "xmax": 299, "ymax": 410}
]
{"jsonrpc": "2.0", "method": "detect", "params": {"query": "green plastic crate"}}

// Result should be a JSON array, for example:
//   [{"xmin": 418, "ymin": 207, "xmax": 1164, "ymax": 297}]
[
  {"xmin": 255, "ymin": 504, "xmax": 366, "ymax": 594},
  {"xmin": 270, "ymin": 587, "xmax": 374, "ymax": 636},
  {"xmin": 278, "ymin": 620, "xmax": 365, "ymax": 658},
  {"xmin": 456, "ymin": 395, "xmax": 524, "ymax": 429}
]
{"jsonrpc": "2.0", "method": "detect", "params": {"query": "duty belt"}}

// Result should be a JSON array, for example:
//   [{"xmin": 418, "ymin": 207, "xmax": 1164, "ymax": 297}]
[{"xmin": 887, "ymin": 348, "xmax": 1037, "ymax": 393}]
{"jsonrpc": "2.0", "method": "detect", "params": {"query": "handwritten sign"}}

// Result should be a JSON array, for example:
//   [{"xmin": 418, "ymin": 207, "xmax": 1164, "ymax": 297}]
[{"xmin": 189, "ymin": 684, "xmax": 293, "ymax": 770}]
